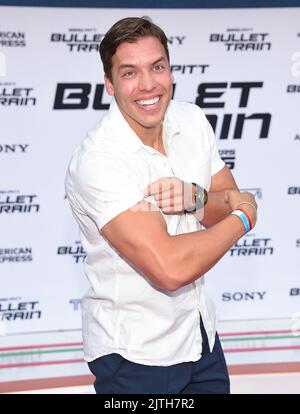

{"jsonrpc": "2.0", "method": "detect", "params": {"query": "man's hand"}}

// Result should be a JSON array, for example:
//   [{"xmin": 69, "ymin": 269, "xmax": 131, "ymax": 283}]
[
  {"xmin": 225, "ymin": 189, "xmax": 258, "ymax": 227},
  {"xmin": 144, "ymin": 177, "xmax": 195, "ymax": 214}
]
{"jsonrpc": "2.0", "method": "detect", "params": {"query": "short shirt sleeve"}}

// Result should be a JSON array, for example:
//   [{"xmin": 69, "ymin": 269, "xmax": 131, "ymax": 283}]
[{"xmin": 71, "ymin": 151, "xmax": 145, "ymax": 231}]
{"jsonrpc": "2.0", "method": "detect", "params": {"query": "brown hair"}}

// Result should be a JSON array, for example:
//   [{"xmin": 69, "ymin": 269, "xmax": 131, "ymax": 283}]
[{"xmin": 99, "ymin": 16, "xmax": 170, "ymax": 81}]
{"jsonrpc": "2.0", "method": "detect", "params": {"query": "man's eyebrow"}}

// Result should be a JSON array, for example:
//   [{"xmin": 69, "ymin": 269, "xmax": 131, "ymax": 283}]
[
  {"xmin": 152, "ymin": 56, "xmax": 167, "ymax": 65},
  {"xmin": 118, "ymin": 63, "xmax": 136, "ymax": 71},
  {"xmin": 117, "ymin": 56, "xmax": 167, "ymax": 71}
]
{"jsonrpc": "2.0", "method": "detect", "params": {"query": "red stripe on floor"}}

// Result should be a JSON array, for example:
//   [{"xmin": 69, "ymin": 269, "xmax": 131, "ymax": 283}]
[
  {"xmin": 0, "ymin": 358, "xmax": 84, "ymax": 369},
  {"xmin": 219, "ymin": 330, "xmax": 292, "ymax": 337},
  {"xmin": 0, "ymin": 374, "xmax": 94, "ymax": 393},
  {"xmin": 0, "ymin": 342, "xmax": 83, "ymax": 352},
  {"xmin": 229, "ymin": 362, "xmax": 300, "ymax": 375},
  {"xmin": 225, "ymin": 345, "xmax": 300, "ymax": 353}
]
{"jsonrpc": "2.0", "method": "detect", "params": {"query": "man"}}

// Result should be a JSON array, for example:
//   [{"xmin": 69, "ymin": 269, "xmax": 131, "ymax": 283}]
[{"xmin": 65, "ymin": 17, "xmax": 257, "ymax": 394}]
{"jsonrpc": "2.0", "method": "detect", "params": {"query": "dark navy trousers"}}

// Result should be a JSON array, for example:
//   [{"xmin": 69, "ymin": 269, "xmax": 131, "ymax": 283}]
[{"xmin": 88, "ymin": 317, "xmax": 230, "ymax": 394}]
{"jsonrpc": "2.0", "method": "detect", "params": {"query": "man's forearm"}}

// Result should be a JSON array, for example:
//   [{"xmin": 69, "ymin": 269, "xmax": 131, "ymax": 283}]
[{"xmin": 163, "ymin": 212, "xmax": 245, "ymax": 291}]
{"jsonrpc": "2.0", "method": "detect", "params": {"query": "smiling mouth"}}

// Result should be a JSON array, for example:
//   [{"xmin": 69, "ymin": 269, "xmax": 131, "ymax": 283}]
[{"xmin": 136, "ymin": 96, "xmax": 160, "ymax": 107}]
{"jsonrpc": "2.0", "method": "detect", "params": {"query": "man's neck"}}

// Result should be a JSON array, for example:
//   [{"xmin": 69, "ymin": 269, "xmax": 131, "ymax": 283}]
[
  {"xmin": 139, "ymin": 124, "xmax": 166, "ymax": 156},
  {"xmin": 118, "ymin": 105, "xmax": 166, "ymax": 155}
]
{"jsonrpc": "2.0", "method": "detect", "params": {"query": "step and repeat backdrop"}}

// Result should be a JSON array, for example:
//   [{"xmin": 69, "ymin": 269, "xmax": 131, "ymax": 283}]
[{"xmin": 0, "ymin": 6, "xmax": 300, "ymax": 364}]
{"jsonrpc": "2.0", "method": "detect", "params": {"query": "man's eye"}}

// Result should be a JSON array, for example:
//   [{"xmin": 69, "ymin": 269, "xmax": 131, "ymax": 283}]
[
  {"xmin": 153, "ymin": 65, "xmax": 164, "ymax": 71},
  {"xmin": 123, "ymin": 71, "xmax": 135, "ymax": 78}
]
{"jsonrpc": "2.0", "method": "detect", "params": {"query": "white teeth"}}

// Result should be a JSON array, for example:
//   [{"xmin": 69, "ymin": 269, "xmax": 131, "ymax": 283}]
[{"xmin": 136, "ymin": 96, "xmax": 160, "ymax": 106}]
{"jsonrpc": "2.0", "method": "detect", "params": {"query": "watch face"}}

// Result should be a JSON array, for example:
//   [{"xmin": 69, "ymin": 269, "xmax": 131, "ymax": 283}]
[
  {"xmin": 185, "ymin": 183, "xmax": 207, "ymax": 213},
  {"xmin": 195, "ymin": 185, "xmax": 208, "ymax": 209}
]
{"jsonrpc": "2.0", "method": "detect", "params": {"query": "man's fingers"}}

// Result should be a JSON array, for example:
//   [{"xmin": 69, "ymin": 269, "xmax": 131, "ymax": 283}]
[
  {"xmin": 224, "ymin": 189, "xmax": 231, "ymax": 203},
  {"xmin": 145, "ymin": 181, "xmax": 163, "ymax": 197},
  {"xmin": 224, "ymin": 188, "xmax": 237, "ymax": 203},
  {"xmin": 144, "ymin": 177, "xmax": 186, "ymax": 214},
  {"xmin": 144, "ymin": 177, "xmax": 176, "ymax": 198},
  {"xmin": 144, "ymin": 182, "xmax": 159, "ymax": 197}
]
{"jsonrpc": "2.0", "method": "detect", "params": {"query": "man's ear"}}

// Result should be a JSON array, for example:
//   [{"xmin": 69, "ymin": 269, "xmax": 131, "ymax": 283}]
[{"xmin": 104, "ymin": 74, "xmax": 114, "ymax": 96}]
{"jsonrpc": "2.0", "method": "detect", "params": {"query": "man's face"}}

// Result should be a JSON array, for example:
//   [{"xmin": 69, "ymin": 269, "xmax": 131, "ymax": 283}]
[{"xmin": 105, "ymin": 36, "xmax": 173, "ymax": 138}]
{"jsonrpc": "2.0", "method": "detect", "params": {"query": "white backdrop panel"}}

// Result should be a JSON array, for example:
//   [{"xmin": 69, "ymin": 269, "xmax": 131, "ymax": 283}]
[{"xmin": 0, "ymin": 6, "xmax": 299, "ymax": 366}]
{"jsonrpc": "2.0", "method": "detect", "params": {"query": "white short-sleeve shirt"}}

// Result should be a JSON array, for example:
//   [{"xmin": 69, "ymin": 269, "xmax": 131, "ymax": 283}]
[{"xmin": 65, "ymin": 98, "xmax": 225, "ymax": 366}]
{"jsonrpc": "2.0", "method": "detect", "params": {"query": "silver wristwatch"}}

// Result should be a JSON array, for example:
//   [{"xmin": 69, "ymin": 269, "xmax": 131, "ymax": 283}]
[{"xmin": 185, "ymin": 182, "xmax": 208, "ymax": 213}]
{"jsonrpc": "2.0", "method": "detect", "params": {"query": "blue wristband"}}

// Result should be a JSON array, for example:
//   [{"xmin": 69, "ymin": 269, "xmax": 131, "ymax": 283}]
[{"xmin": 231, "ymin": 209, "xmax": 251, "ymax": 233}]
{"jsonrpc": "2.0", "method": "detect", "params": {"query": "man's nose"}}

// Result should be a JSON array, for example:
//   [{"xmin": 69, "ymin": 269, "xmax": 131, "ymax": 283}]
[{"xmin": 139, "ymin": 71, "xmax": 156, "ymax": 91}]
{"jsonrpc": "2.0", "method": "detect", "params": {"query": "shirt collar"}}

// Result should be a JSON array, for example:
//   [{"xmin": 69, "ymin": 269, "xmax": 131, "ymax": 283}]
[{"xmin": 106, "ymin": 97, "xmax": 180, "ymax": 155}]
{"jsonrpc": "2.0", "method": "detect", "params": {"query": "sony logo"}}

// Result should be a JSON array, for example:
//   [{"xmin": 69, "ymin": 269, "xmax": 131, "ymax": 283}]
[{"xmin": 222, "ymin": 291, "xmax": 267, "ymax": 301}]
